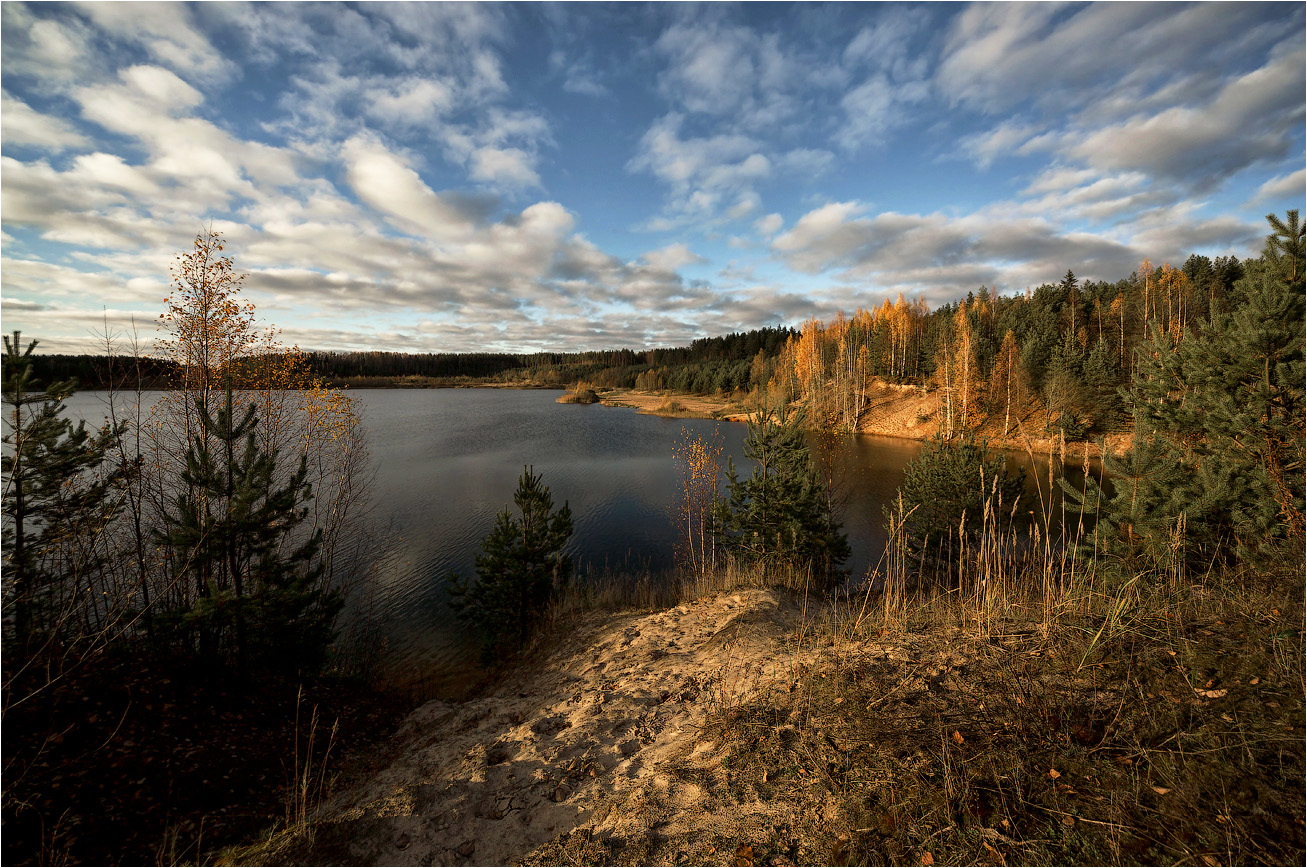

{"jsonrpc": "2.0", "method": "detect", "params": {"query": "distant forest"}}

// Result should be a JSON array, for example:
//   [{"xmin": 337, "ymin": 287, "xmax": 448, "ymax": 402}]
[{"xmin": 31, "ymin": 252, "xmax": 1247, "ymax": 440}]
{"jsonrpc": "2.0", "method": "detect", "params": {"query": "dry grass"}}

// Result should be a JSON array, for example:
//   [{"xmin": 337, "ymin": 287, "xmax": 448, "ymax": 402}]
[
  {"xmin": 688, "ymin": 544, "xmax": 1305, "ymax": 867},
  {"xmin": 530, "ymin": 457, "xmax": 1305, "ymax": 867}
]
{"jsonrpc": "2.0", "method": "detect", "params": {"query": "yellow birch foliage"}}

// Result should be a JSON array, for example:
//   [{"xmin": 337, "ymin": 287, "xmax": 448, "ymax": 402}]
[{"xmin": 673, "ymin": 429, "xmax": 724, "ymax": 575}]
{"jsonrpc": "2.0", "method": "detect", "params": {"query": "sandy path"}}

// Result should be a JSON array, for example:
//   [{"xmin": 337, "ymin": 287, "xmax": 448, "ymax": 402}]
[{"xmin": 311, "ymin": 589, "xmax": 811, "ymax": 866}]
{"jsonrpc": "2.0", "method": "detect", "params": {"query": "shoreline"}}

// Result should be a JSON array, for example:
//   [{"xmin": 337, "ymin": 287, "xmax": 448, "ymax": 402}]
[{"xmin": 580, "ymin": 386, "xmax": 1124, "ymax": 461}]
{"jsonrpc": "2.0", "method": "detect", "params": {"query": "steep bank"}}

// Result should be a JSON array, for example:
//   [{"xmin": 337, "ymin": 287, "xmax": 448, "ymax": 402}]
[{"xmin": 594, "ymin": 385, "xmax": 1127, "ymax": 459}]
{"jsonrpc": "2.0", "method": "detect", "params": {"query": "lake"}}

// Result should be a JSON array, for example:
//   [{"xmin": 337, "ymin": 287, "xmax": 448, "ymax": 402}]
[{"xmin": 58, "ymin": 388, "xmax": 1091, "ymax": 691}]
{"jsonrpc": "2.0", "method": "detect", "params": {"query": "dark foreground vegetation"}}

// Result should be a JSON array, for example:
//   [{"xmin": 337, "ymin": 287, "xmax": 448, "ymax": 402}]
[{"xmin": 4, "ymin": 213, "xmax": 1303, "ymax": 865}]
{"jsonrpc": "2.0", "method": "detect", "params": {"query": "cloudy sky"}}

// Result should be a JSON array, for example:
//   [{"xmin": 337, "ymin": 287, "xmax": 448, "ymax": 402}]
[{"xmin": 2, "ymin": 2, "xmax": 1303, "ymax": 354}]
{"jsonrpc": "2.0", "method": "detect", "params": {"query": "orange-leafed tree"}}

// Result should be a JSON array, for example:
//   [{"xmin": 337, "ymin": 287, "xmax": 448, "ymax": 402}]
[
  {"xmin": 990, "ymin": 329, "xmax": 1028, "ymax": 437},
  {"xmin": 672, "ymin": 429, "xmax": 725, "ymax": 575}
]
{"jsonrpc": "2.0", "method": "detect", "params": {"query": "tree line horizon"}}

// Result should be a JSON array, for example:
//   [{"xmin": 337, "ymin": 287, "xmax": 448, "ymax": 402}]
[{"xmin": 23, "ymin": 242, "xmax": 1249, "ymax": 442}]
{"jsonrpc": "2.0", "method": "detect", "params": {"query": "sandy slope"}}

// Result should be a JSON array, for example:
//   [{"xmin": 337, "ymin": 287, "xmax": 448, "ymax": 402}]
[
  {"xmin": 308, "ymin": 589, "xmax": 816, "ymax": 866},
  {"xmin": 596, "ymin": 384, "xmax": 1124, "ymax": 459}
]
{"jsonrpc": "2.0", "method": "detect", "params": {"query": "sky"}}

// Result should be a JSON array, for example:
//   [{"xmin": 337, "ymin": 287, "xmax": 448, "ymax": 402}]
[{"xmin": 1, "ymin": 1, "xmax": 1303, "ymax": 355}]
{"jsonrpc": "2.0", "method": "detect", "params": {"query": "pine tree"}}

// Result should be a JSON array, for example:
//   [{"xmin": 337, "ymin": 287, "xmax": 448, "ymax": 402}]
[
  {"xmin": 891, "ymin": 433, "xmax": 1026, "ymax": 559},
  {"xmin": 1061, "ymin": 422, "xmax": 1195, "ymax": 584},
  {"xmin": 156, "ymin": 385, "xmax": 340, "ymax": 675},
  {"xmin": 448, "ymin": 466, "xmax": 573, "ymax": 660},
  {"xmin": 2, "ymin": 333, "xmax": 131, "ymax": 648},
  {"xmin": 1080, "ymin": 211, "xmax": 1305, "ymax": 572},
  {"xmin": 712, "ymin": 405, "xmax": 850, "ymax": 585}
]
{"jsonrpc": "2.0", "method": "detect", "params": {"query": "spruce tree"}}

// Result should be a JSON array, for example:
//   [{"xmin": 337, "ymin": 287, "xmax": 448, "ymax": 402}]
[
  {"xmin": 2, "ymin": 332, "xmax": 130, "ymax": 648},
  {"xmin": 448, "ymin": 466, "xmax": 573, "ymax": 660},
  {"xmin": 712, "ymin": 405, "xmax": 850, "ymax": 585},
  {"xmin": 157, "ymin": 385, "xmax": 340, "ymax": 675}
]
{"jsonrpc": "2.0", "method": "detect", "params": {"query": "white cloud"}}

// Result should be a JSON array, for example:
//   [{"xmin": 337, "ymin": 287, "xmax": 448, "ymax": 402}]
[
  {"xmin": 1, "ymin": 6, "xmax": 96, "ymax": 89},
  {"xmin": 0, "ymin": 94, "xmax": 89, "ymax": 151},
  {"xmin": 78, "ymin": 1, "xmax": 233, "ymax": 83},
  {"xmin": 628, "ymin": 113, "xmax": 774, "ymax": 227},
  {"xmin": 770, "ymin": 200, "xmax": 1178, "ymax": 303},
  {"xmin": 1247, "ymin": 169, "xmax": 1307, "ymax": 205},
  {"xmin": 364, "ymin": 77, "xmax": 455, "ymax": 129},
  {"xmin": 957, "ymin": 121, "xmax": 1041, "ymax": 169},
  {"xmin": 754, "ymin": 213, "xmax": 783, "ymax": 236},
  {"xmin": 642, "ymin": 242, "xmax": 705, "ymax": 272},
  {"xmin": 341, "ymin": 135, "xmax": 477, "ymax": 240},
  {"xmin": 655, "ymin": 20, "xmax": 759, "ymax": 117},
  {"xmin": 470, "ymin": 147, "xmax": 541, "ymax": 189},
  {"xmin": 1066, "ymin": 44, "xmax": 1306, "ymax": 185}
]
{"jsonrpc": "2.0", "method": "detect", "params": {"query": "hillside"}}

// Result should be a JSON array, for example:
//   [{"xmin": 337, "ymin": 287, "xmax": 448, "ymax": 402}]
[{"xmin": 242, "ymin": 578, "xmax": 1304, "ymax": 867}]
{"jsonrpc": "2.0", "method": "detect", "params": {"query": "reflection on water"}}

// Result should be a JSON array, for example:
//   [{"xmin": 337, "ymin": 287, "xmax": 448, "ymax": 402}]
[{"xmin": 58, "ymin": 388, "xmax": 1098, "ymax": 691}]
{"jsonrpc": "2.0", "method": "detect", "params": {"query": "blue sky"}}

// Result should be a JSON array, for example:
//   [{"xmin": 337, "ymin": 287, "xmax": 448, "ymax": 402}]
[{"xmin": 2, "ymin": 1, "xmax": 1303, "ymax": 354}]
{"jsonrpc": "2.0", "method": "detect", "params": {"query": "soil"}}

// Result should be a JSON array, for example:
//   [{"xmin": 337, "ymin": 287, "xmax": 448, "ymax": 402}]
[{"xmin": 287, "ymin": 589, "xmax": 813, "ymax": 865}]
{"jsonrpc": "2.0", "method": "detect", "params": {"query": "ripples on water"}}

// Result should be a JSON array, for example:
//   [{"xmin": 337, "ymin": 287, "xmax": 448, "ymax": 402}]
[{"xmin": 59, "ymin": 389, "xmax": 1095, "ymax": 691}]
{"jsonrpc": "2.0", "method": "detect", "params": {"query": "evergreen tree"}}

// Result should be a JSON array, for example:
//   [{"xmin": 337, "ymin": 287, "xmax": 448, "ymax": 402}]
[
  {"xmin": 712, "ymin": 406, "xmax": 850, "ymax": 585},
  {"xmin": 448, "ymin": 466, "xmax": 573, "ymax": 660},
  {"xmin": 1081, "ymin": 337, "xmax": 1124, "ymax": 431},
  {"xmin": 2, "ymin": 333, "xmax": 130, "ymax": 648},
  {"xmin": 1072, "ymin": 211, "xmax": 1305, "ymax": 572},
  {"xmin": 157, "ymin": 386, "xmax": 340, "ymax": 675},
  {"xmin": 891, "ymin": 433, "xmax": 1026, "ymax": 558},
  {"xmin": 1060, "ymin": 422, "xmax": 1195, "ymax": 584}
]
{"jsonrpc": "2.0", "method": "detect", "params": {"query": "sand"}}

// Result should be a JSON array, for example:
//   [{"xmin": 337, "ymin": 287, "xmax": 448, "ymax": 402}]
[{"xmin": 308, "ymin": 589, "xmax": 818, "ymax": 866}]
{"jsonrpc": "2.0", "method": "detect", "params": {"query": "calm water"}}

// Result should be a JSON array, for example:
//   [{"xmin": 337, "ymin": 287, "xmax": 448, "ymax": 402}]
[{"xmin": 58, "ymin": 389, "xmax": 1092, "ymax": 689}]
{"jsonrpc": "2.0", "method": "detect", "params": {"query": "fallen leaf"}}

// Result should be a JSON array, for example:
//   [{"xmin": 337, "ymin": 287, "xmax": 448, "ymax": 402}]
[
  {"xmin": 1271, "ymin": 608, "xmax": 1280, "ymax": 616},
  {"xmin": 1195, "ymin": 688, "xmax": 1228, "ymax": 699},
  {"xmin": 1151, "ymin": 786, "xmax": 1171, "ymax": 795},
  {"xmin": 1250, "ymin": 677, "xmax": 1261, "ymax": 685},
  {"xmin": 921, "ymin": 851, "xmax": 934, "ymax": 866},
  {"xmin": 1199, "ymin": 854, "xmax": 1221, "ymax": 867},
  {"xmin": 952, "ymin": 730, "xmax": 964, "ymax": 746},
  {"xmin": 735, "ymin": 844, "xmax": 753, "ymax": 866},
  {"xmin": 1221, "ymin": 713, "xmax": 1234, "ymax": 722},
  {"xmin": 1061, "ymin": 815, "xmax": 1077, "ymax": 827},
  {"xmin": 982, "ymin": 839, "xmax": 1005, "ymax": 864},
  {"xmin": 1048, "ymin": 768, "xmax": 1062, "ymax": 779},
  {"xmin": 834, "ymin": 697, "xmax": 844, "ymax": 705}
]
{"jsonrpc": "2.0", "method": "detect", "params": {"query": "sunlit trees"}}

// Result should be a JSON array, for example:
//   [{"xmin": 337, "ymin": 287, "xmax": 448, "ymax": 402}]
[
  {"xmin": 990, "ymin": 329, "xmax": 1027, "ymax": 436},
  {"xmin": 673, "ymin": 429, "xmax": 724, "ymax": 575},
  {"xmin": 1070, "ymin": 211, "xmax": 1305, "ymax": 575}
]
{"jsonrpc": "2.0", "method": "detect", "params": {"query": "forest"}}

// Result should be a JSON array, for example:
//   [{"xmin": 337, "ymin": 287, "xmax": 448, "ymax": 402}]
[{"xmin": 31, "ymin": 247, "xmax": 1251, "ymax": 445}]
